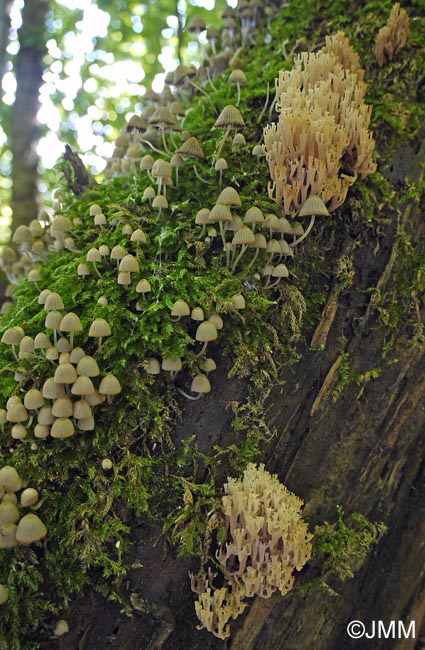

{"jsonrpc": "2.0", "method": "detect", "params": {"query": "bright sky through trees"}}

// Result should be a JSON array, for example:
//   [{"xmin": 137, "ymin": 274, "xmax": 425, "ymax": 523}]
[{"xmin": 1, "ymin": 0, "xmax": 234, "ymax": 174}]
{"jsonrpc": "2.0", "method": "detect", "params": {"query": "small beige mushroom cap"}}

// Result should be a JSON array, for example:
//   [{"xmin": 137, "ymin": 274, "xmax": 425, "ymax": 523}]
[
  {"xmin": 98, "ymin": 375, "xmax": 122, "ymax": 396},
  {"xmin": 45, "ymin": 311, "xmax": 63, "ymax": 330},
  {"xmin": 196, "ymin": 321, "xmax": 218, "ymax": 343},
  {"xmin": 191, "ymin": 307, "xmax": 205, "ymax": 321},
  {"xmin": 298, "ymin": 195, "xmax": 329, "ymax": 217},
  {"xmin": 85, "ymin": 390, "xmax": 105, "ymax": 406},
  {"xmin": 208, "ymin": 314, "xmax": 224, "ymax": 330},
  {"xmin": 130, "ymin": 229, "xmax": 147, "ymax": 243},
  {"xmin": 54, "ymin": 363, "xmax": 78, "ymax": 384},
  {"xmin": 42, "ymin": 378, "xmax": 65, "ymax": 399},
  {"xmin": 73, "ymin": 400, "xmax": 92, "ymax": 420},
  {"xmin": 20, "ymin": 488, "xmax": 39, "ymax": 508},
  {"xmin": 59, "ymin": 312, "xmax": 83, "ymax": 334},
  {"xmin": 33, "ymin": 332, "xmax": 51, "ymax": 350},
  {"xmin": 44, "ymin": 292, "xmax": 64, "ymax": 312},
  {"xmin": 191, "ymin": 374, "xmax": 211, "ymax": 394},
  {"xmin": 88, "ymin": 318, "xmax": 112, "ymax": 339},
  {"xmin": 1, "ymin": 327, "xmax": 24, "ymax": 345},
  {"xmin": 162, "ymin": 357, "xmax": 182, "ymax": 372},
  {"xmin": 136, "ymin": 279, "xmax": 152, "ymax": 294},
  {"xmin": 0, "ymin": 501, "xmax": 20, "ymax": 525},
  {"xmin": 38, "ymin": 406, "xmax": 55, "ymax": 426},
  {"xmin": 34, "ymin": 424, "xmax": 50, "ymax": 439},
  {"xmin": 272, "ymin": 263, "xmax": 289, "ymax": 278},
  {"xmin": 232, "ymin": 226, "xmax": 255, "ymax": 246},
  {"xmin": 229, "ymin": 69, "xmax": 247, "ymax": 85},
  {"xmin": 6, "ymin": 403, "xmax": 28, "ymax": 423},
  {"xmin": 77, "ymin": 416, "xmax": 95, "ymax": 431},
  {"xmin": 216, "ymin": 186, "xmax": 242, "ymax": 207},
  {"xmin": 53, "ymin": 620, "xmax": 69, "ymax": 637},
  {"xmin": 212, "ymin": 105, "xmax": 245, "ymax": 129},
  {"xmin": 231, "ymin": 294, "xmax": 246, "ymax": 310},
  {"xmin": 71, "ymin": 375, "xmax": 95, "ymax": 397},
  {"xmin": 119, "ymin": 254, "xmax": 139, "ymax": 273},
  {"xmin": 77, "ymin": 263, "xmax": 92, "ymax": 277},
  {"xmin": 11, "ymin": 424, "xmax": 27, "ymax": 439},
  {"xmin": 16, "ymin": 513, "xmax": 47, "ymax": 544},
  {"xmin": 202, "ymin": 357, "xmax": 217, "ymax": 373},
  {"xmin": 101, "ymin": 458, "xmax": 113, "ymax": 471},
  {"xmin": 52, "ymin": 397, "xmax": 74, "ymax": 418},
  {"xmin": 69, "ymin": 347, "xmax": 86, "ymax": 364},
  {"xmin": 0, "ymin": 523, "xmax": 17, "ymax": 548},
  {"xmin": 24, "ymin": 389, "xmax": 44, "ymax": 410},
  {"xmin": 86, "ymin": 248, "xmax": 102, "ymax": 263},
  {"xmin": 171, "ymin": 300, "xmax": 190, "ymax": 317},
  {"xmin": 76, "ymin": 356, "xmax": 100, "ymax": 377},
  {"xmin": 50, "ymin": 417, "xmax": 75, "ymax": 439},
  {"xmin": 145, "ymin": 358, "xmax": 161, "ymax": 375},
  {"xmin": 1, "ymin": 493, "xmax": 16, "ymax": 504}
]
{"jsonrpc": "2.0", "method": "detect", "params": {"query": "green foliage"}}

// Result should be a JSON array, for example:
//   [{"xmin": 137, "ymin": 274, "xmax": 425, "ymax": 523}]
[{"xmin": 313, "ymin": 506, "xmax": 387, "ymax": 582}]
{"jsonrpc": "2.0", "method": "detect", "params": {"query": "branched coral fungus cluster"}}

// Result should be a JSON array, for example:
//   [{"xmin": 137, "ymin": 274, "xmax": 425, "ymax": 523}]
[
  {"xmin": 263, "ymin": 32, "xmax": 376, "ymax": 223},
  {"xmin": 375, "ymin": 3, "xmax": 410, "ymax": 67},
  {"xmin": 192, "ymin": 464, "xmax": 312, "ymax": 639}
]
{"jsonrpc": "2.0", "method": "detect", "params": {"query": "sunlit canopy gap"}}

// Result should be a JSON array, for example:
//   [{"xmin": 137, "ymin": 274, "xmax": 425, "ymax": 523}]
[{"xmin": 3, "ymin": 0, "xmax": 232, "ymax": 177}]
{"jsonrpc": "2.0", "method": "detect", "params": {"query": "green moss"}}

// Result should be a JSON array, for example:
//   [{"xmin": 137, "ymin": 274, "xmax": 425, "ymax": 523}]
[{"xmin": 312, "ymin": 505, "xmax": 387, "ymax": 583}]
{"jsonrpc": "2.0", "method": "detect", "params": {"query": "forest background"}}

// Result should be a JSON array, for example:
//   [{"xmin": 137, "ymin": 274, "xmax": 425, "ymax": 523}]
[{"xmin": 0, "ymin": 0, "xmax": 224, "ymax": 243}]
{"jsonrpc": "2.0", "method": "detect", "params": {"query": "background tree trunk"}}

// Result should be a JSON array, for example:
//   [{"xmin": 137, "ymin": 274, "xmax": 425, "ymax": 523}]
[
  {"xmin": 0, "ymin": 0, "xmax": 12, "ymax": 90},
  {"xmin": 11, "ymin": 0, "xmax": 48, "ymax": 230}
]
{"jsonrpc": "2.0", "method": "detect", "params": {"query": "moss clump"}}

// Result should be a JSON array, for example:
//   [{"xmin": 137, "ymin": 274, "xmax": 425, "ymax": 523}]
[{"xmin": 312, "ymin": 505, "xmax": 387, "ymax": 584}]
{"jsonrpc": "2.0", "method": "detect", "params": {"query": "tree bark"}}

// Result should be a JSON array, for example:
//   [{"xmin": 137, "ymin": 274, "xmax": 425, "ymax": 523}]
[{"xmin": 11, "ymin": 0, "xmax": 49, "ymax": 230}]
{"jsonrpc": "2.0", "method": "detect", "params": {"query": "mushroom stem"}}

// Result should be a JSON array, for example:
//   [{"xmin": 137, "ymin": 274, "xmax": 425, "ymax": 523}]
[
  {"xmin": 206, "ymin": 67, "xmax": 218, "ymax": 92},
  {"xmin": 93, "ymin": 261, "xmax": 102, "ymax": 279},
  {"xmin": 195, "ymin": 341, "xmax": 208, "ymax": 357},
  {"xmin": 215, "ymin": 125, "xmax": 231, "ymax": 159},
  {"xmin": 11, "ymin": 345, "xmax": 19, "ymax": 362},
  {"xmin": 176, "ymin": 387, "xmax": 203, "ymax": 401},
  {"xmin": 160, "ymin": 125, "xmax": 171, "ymax": 154},
  {"xmin": 236, "ymin": 83, "xmax": 241, "ymax": 107},
  {"xmin": 270, "ymin": 277, "xmax": 283, "ymax": 289},
  {"xmin": 290, "ymin": 215, "xmax": 315, "ymax": 248},
  {"xmin": 189, "ymin": 80, "xmax": 213, "ymax": 103},
  {"xmin": 256, "ymin": 82, "xmax": 270, "ymax": 124},
  {"xmin": 192, "ymin": 165, "xmax": 212, "ymax": 185},
  {"xmin": 268, "ymin": 95, "xmax": 277, "ymax": 120},
  {"xmin": 231, "ymin": 245, "xmax": 248, "ymax": 273},
  {"xmin": 140, "ymin": 138, "xmax": 170, "ymax": 158},
  {"xmin": 219, "ymin": 221, "xmax": 227, "ymax": 252},
  {"xmin": 247, "ymin": 247, "xmax": 260, "ymax": 270}
]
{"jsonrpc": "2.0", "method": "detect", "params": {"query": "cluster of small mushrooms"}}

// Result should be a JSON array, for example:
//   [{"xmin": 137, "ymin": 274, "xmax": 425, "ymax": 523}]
[{"xmin": 1, "ymin": 290, "xmax": 121, "ymax": 441}]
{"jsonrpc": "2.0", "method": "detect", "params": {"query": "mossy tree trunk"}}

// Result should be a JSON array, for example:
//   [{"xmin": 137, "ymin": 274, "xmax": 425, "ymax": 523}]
[
  {"xmin": 29, "ymin": 1, "xmax": 424, "ymax": 649},
  {"xmin": 10, "ymin": 0, "xmax": 48, "ymax": 230}
]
